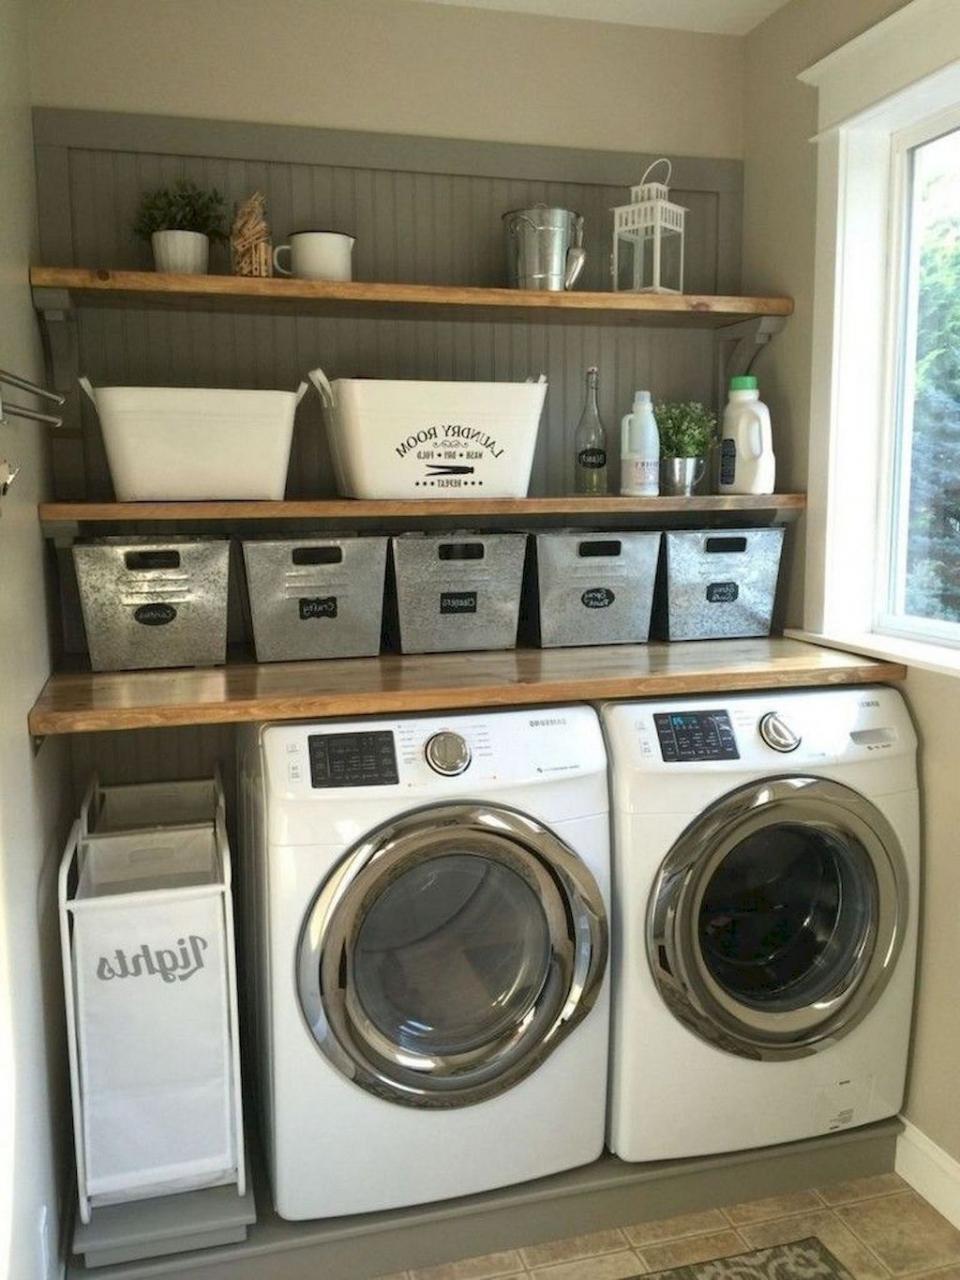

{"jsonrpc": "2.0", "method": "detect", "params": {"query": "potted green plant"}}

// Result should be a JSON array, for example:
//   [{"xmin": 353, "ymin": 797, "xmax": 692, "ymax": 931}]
[
  {"xmin": 134, "ymin": 180, "xmax": 227, "ymax": 275},
  {"xmin": 654, "ymin": 400, "xmax": 718, "ymax": 495}
]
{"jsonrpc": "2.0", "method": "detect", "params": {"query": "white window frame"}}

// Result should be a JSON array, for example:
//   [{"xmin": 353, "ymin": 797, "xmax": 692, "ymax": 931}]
[
  {"xmin": 874, "ymin": 104, "xmax": 960, "ymax": 648},
  {"xmin": 792, "ymin": 0, "xmax": 960, "ymax": 677}
]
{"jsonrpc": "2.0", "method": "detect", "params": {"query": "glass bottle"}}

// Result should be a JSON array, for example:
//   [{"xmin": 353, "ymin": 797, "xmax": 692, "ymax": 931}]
[{"xmin": 574, "ymin": 366, "xmax": 608, "ymax": 495}]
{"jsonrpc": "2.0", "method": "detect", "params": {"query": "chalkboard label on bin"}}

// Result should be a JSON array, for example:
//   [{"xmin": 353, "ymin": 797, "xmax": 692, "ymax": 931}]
[
  {"xmin": 440, "ymin": 591, "xmax": 478, "ymax": 614},
  {"xmin": 706, "ymin": 582, "xmax": 739, "ymax": 604},
  {"xmin": 300, "ymin": 596, "xmax": 338, "ymax": 620},
  {"xmin": 581, "ymin": 587, "xmax": 615, "ymax": 609},
  {"xmin": 133, "ymin": 602, "xmax": 177, "ymax": 626}
]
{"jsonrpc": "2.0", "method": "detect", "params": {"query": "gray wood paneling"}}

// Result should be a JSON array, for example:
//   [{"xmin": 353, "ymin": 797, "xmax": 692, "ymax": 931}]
[{"xmin": 34, "ymin": 108, "xmax": 742, "ymax": 672}]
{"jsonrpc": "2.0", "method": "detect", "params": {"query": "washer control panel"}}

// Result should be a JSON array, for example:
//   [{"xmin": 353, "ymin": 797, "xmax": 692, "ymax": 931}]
[
  {"xmin": 654, "ymin": 710, "xmax": 740, "ymax": 762},
  {"xmin": 308, "ymin": 730, "xmax": 400, "ymax": 788},
  {"xmin": 424, "ymin": 730, "xmax": 472, "ymax": 776}
]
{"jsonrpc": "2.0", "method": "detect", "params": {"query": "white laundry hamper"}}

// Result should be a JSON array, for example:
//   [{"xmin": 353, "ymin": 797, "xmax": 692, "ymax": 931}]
[
  {"xmin": 59, "ymin": 810, "xmax": 245, "ymax": 1224},
  {"xmin": 79, "ymin": 773, "xmax": 225, "ymax": 837}
]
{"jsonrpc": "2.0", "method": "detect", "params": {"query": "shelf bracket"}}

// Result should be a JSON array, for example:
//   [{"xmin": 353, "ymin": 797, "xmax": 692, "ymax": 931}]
[
  {"xmin": 715, "ymin": 315, "xmax": 786, "ymax": 408},
  {"xmin": 34, "ymin": 285, "xmax": 86, "ymax": 501}
]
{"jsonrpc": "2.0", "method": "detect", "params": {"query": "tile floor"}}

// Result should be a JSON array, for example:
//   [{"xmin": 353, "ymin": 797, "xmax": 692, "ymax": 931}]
[{"xmin": 373, "ymin": 1174, "xmax": 960, "ymax": 1280}]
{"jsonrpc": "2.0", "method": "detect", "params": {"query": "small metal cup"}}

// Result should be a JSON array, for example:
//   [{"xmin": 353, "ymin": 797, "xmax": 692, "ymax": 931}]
[{"xmin": 660, "ymin": 457, "xmax": 706, "ymax": 496}]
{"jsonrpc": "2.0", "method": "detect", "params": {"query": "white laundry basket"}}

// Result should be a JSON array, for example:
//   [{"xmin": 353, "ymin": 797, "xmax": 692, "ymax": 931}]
[
  {"xmin": 79, "ymin": 377, "xmax": 308, "ymax": 500},
  {"xmin": 309, "ymin": 369, "xmax": 547, "ymax": 498},
  {"xmin": 59, "ymin": 811, "xmax": 245, "ymax": 1224},
  {"xmin": 80, "ymin": 774, "xmax": 225, "ymax": 837}
]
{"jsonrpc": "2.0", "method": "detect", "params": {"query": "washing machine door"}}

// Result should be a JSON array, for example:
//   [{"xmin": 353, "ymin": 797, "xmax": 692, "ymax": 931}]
[
  {"xmin": 648, "ymin": 777, "xmax": 908, "ymax": 1060},
  {"xmin": 297, "ymin": 802, "xmax": 608, "ymax": 1107}
]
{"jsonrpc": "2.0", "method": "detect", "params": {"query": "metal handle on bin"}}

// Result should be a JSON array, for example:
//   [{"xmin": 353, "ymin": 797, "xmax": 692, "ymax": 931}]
[
  {"xmin": 292, "ymin": 546, "xmax": 342, "ymax": 565},
  {"xmin": 704, "ymin": 536, "xmax": 748, "ymax": 554},
  {"xmin": 578, "ymin": 540, "xmax": 621, "ymax": 558},
  {"xmin": 438, "ymin": 543, "xmax": 485, "ymax": 561}
]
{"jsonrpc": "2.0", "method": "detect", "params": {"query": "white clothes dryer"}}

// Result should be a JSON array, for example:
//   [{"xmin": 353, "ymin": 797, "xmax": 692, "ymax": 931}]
[
  {"xmin": 238, "ymin": 706, "xmax": 609, "ymax": 1219},
  {"xmin": 602, "ymin": 686, "xmax": 918, "ymax": 1162}
]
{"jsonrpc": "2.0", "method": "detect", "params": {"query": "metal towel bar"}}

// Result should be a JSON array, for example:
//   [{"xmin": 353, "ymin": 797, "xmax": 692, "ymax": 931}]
[
  {"xmin": 0, "ymin": 366, "xmax": 66, "ymax": 507},
  {"xmin": 0, "ymin": 367, "xmax": 65, "ymax": 427},
  {"xmin": 0, "ymin": 367, "xmax": 65, "ymax": 406}
]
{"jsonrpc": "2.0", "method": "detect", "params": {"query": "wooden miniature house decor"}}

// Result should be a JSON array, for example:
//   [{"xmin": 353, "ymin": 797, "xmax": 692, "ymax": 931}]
[
  {"xmin": 612, "ymin": 158, "xmax": 686, "ymax": 295},
  {"xmin": 231, "ymin": 191, "xmax": 273, "ymax": 277}
]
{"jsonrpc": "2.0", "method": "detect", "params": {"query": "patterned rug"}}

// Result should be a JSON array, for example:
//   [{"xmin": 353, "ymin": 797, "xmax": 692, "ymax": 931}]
[{"xmin": 633, "ymin": 1238, "xmax": 854, "ymax": 1280}]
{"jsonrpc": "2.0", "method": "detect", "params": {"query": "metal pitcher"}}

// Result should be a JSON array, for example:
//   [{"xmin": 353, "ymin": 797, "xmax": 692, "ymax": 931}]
[{"xmin": 502, "ymin": 205, "xmax": 586, "ymax": 291}]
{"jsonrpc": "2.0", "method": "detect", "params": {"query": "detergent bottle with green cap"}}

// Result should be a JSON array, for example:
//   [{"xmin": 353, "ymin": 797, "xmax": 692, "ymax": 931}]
[{"xmin": 718, "ymin": 374, "xmax": 775, "ymax": 495}]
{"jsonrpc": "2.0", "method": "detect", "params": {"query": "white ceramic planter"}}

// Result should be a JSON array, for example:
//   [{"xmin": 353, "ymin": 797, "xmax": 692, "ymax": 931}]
[{"xmin": 151, "ymin": 229, "xmax": 209, "ymax": 274}]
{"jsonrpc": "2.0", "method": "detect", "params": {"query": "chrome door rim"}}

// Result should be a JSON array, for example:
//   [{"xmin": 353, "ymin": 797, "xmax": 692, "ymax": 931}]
[
  {"xmin": 298, "ymin": 802, "xmax": 608, "ymax": 1107},
  {"xmin": 647, "ymin": 777, "xmax": 908, "ymax": 1060}
]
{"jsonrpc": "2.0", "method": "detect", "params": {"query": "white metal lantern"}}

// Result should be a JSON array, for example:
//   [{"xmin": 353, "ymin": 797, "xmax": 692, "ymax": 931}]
[{"xmin": 611, "ymin": 158, "xmax": 687, "ymax": 294}]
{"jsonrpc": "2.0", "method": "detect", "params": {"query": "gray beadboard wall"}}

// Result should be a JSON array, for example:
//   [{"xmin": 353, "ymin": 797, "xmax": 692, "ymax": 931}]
[
  {"xmin": 33, "ymin": 108, "xmax": 745, "ymax": 792},
  {"xmin": 35, "ymin": 108, "xmax": 742, "ymax": 502}
]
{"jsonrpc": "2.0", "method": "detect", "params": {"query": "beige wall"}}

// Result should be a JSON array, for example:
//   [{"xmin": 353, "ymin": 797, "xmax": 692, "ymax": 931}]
[
  {"xmin": 0, "ymin": 0, "xmax": 70, "ymax": 1275},
  {"xmin": 903, "ymin": 667, "xmax": 960, "ymax": 1158},
  {"xmin": 742, "ymin": 0, "xmax": 960, "ymax": 1161},
  {"xmin": 27, "ymin": 0, "xmax": 744, "ymax": 157}
]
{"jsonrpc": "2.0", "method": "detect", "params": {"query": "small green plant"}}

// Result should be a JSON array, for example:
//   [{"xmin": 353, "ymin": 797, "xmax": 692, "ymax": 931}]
[
  {"xmin": 134, "ymin": 180, "xmax": 227, "ymax": 242},
  {"xmin": 655, "ymin": 400, "xmax": 717, "ymax": 458}
]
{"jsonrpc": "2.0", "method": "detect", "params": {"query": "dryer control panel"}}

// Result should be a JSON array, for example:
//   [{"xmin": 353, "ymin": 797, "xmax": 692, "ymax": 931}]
[
  {"xmin": 654, "ymin": 711, "xmax": 739, "ymax": 762},
  {"xmin": 308, "ymin": 730, "xmax": 399, "ymax": 788}
]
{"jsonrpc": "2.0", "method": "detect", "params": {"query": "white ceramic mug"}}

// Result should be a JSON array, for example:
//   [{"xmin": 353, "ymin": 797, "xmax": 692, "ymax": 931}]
[{"xmin": 273, "ymin": 231, "xmax": 355, "ymax": 282}]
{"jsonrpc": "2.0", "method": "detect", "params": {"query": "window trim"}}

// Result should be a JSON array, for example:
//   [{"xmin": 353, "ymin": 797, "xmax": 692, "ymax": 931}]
[
  {"xmin": 799, "ymin": 0, "xmax": 960, "ymax": 666},
  {"xmin": 873, "ymin": 103, "xmax": 960, "ymax": 648}
]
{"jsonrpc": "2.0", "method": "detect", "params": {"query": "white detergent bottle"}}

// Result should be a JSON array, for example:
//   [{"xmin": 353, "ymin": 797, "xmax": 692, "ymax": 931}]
[
  {"xmin": 719, "ymin": 375, "xmax": 775, "ymax": 495},
  {"xmin": 620, "ymin": 389, "xmax": 660, "ymax": 496}
]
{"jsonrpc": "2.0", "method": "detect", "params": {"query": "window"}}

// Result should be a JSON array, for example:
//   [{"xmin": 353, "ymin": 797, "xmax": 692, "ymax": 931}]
[
  {"xmin": 799, "ymin": 6, "xmax": 960, "ymax": 671},
  {"xmin": 880, "ymin": 117, "xmax": 960, "ymax": 645}
]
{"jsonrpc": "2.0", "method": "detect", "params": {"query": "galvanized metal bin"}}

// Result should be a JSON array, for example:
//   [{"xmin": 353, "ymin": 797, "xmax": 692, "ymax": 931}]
[
  {"xmin": 392, "ymin": 532, "xmax": 526, "ymax": 653},
  {"xmin": 657, "ymin": 528, "xmax": 784, "ymax": 641},
  {"xmin": 242, "ymin": 537, "xmax": 387, "ymax": 662},
  {"xmin": 531, "ymin": 531, "xmax": 662, "ymax": 647},
  {"xmin": 73, "ymin": 538, "xmax": 229, "ymax": 671}
]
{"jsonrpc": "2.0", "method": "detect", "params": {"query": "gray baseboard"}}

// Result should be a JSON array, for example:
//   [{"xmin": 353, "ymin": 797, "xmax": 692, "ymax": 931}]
[{"xmin": 66, "ymin": 1119, "xmax": 901, "ymax": 1280}]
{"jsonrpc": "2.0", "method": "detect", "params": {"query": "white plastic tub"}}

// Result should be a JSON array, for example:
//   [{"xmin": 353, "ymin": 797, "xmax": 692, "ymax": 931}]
[
  {"xmin": 309, "ymin": 369, "xmax": 547, "ymax": 499},
  {"xmin": 80, "ymin": 377, "xmax": 308, "ymax": 501}
]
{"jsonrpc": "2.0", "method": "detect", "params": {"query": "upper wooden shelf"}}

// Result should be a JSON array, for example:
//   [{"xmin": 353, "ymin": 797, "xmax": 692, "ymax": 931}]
[
  {"xmin": 29, "ymin": 638, "xmax": 904, "ymax": 737},
  {"xmin": 38, "ymin": 493, "xmax": 806, "ymax": 530},
  {"xmin": 31, "ymin": 267, "xmax": 794, "ymax": 328}
]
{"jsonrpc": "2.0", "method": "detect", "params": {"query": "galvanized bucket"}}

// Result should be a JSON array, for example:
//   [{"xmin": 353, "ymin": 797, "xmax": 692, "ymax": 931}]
[
  {"xmin": 242, "ymin": 537, "xmax": 387, "ymax": 661},
  {"xmin": 532, "ymin": 531, "xmax": 662, "ymax": 647},
  {"xmin": 73, "ymin": 537, "xmax": 229, "ymax": 671},
  {"xmin": 657, "ymin": 528, "xmax": 785, "ymax": 641},
  {"xmin": 502, "ymin": 205, "xmax": 586, "ymax": 291},
  {"xmin": 392, "ymin": 532, "xmax": 526, "ymax": 653}
]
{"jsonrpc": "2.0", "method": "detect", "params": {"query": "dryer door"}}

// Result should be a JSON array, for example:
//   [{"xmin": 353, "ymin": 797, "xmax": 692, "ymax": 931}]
[
  {"xmin": 648, "ymin": 777, "xmax": 908, "ymax": 1060},
  {"xmin": 298, "ymin": 802, "xmax": 607, "ymax": 1107}
]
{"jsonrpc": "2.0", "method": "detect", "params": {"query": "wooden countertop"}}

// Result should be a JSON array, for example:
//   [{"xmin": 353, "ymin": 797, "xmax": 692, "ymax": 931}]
[{"xmin": 28, "ymin": 638, "xmax": 906, "ymax": 737}]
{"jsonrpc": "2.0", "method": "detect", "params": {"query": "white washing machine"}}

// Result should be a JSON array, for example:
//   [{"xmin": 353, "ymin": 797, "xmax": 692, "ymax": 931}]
[
  {"xmin": 602, "ymin": 685, "xmax": 918, "ymax": 1162},
  {"xmin": 238, "ymin": 706, "xmax": 610, "ymax": 1219}
]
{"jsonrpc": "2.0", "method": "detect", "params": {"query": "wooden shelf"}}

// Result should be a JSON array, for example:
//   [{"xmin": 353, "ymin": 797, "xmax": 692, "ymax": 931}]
[
  {"xmin": 38, "ymin": 493, "xmax": 806, "ymax": 530},
  {"xmin": 28, "ymin": 638, "xmax": 905, "ymax": 737},
  {"xmin": 31, "ymin": 267, "xmax": 794, "ymax": 327}
]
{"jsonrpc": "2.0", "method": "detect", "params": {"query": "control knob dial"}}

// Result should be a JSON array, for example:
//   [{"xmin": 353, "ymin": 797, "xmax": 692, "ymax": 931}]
[
  {"xmin": 424, "ymin": 731, "xmax": 472, "ymax": 776},
  {"xmin": 759, "ymin": 711, "xmax": 801, "ymax": 753}
]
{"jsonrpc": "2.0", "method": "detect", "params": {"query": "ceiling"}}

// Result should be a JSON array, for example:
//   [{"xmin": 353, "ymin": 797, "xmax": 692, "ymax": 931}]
[{"xmin": 410, "ymin": 0, "xmax": 793, "ymax": 36}]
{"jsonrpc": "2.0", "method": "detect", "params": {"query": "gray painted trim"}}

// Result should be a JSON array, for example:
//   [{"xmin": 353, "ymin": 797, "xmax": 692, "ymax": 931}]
[
  {"xmin": 67, "ymin": 1120, "xmax": 900, "ymax": 1280},
  {"xmin": 34, "ymin": 144, "xmax": 73, "ymax": 264},
  {"xmin": 32, "ymin": 107, "xmax": 743, "ymax": 192}
]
